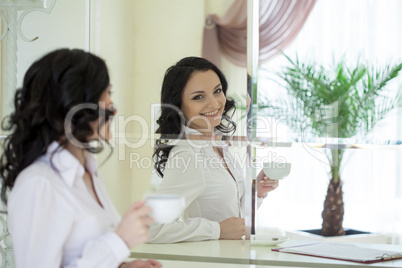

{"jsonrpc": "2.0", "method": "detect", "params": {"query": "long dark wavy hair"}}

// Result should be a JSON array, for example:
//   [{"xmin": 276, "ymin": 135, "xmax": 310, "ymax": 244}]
[
  {"xmin": 153, "ymin": 57, "xmax": 236, "ymax": 177},
  {"xmin": 0, "ymin": 48, "xmax": 112, "ymax": 204}
]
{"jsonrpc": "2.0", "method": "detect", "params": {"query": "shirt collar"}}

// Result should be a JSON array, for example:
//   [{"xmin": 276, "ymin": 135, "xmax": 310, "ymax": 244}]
[
  {"xmin": 182, "ymin": 125, "xmax": 201, "ymax": 135},
  {"xmin": 44, "ymin": 141, "xmax": 98, "ymax": 187},
  {"xmin": 182, "ymin": 125, "xmax": 223, "ymax": 136},
  {"xmin": 180, "ymin": 125, "xmax": 230, "ymax": 149}
]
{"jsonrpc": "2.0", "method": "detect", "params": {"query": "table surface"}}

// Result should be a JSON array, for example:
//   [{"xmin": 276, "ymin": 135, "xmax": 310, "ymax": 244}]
[
  {"xmin": 131, "ymin": 240, "xmax": 402, "ymax": 268},
  {"xmin": 127, "ymin": 259, "xmax": 299, "ymax": 268},
  {"xmin": 131, "ymin": 240, "xmax": 251, "ymax": 264}
]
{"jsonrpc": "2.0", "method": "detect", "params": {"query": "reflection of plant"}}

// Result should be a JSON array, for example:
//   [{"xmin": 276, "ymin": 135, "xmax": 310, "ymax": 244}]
[{"xmin": 259, "ymin": 55, "xmax": 402, "ymax": 236}]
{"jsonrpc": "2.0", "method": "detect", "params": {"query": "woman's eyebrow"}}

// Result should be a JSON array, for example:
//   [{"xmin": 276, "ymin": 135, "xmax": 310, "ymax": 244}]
[
  {"xmin": 190, "ymin": 84, "xmax": 222, "ymax": 96},
  {"xmin": 190, "ymin": 90, "xmax": 205, "ymax": 95}
]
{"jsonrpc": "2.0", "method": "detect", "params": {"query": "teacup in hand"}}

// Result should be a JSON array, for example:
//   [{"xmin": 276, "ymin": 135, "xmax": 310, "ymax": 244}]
[
  {"xmin": 145, "ymin": 194, "xmax": 185, "ymax": 224},
  {"xmin": 262, "ymin": 161, "xmax": 291, "ymax": 180}
]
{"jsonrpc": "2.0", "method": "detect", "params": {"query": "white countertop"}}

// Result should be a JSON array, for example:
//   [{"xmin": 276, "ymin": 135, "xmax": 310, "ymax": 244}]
[
  {"xmin": 127, "ymin": 259, "xmax": 299, "ymax": 268},
  {"xmin": 131, "ymin": 240, "xmax": 250, "ymax": 264},
  {"xmin": 251, "ymin": 240, "xmax": 402, "ymax": 267},
  {"xmin": 131, "ymin": 239, "xmax": 402, "ymax": 267}
]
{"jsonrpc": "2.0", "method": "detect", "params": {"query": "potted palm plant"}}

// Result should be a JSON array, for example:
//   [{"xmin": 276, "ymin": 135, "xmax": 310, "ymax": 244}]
[{"xmin": 257, "ymin": 55, "xmax": 402, "ymax": 237}]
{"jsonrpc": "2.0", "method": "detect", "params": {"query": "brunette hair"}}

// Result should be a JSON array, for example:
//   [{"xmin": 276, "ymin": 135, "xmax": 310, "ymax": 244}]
[
  {"xmin": 0, "ymin": 48, "xmax": 113, "ymax": 204},
  {"xmin": 153, "ymin": 57, "xmax": 236, "ymax": 177}
]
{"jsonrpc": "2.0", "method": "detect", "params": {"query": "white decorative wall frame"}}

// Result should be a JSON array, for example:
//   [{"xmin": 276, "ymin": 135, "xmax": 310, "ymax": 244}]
[
  {"xmin": 0, "ymin": 213, "xmax": 12, "ymax": 267},
  {"xmin": 0, "ymin": 0, "xmax": 56, "ymax": 42},
  {"xmin": 0, "ymin": 0, "xmax": 56, "ymax": 118},
  {"xmin": 0, "ymin": 1, "xmax": 57, "ymax": 267}
]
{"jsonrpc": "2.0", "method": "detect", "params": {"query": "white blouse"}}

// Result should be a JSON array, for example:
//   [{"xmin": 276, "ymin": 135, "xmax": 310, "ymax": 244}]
[
  {"xmin": 7, "ymin": 142, "xmax": 130, "ymax": 268},
  {"xmin": 148, "ymin": 127, "xmax": 262, "ymax": 243}
]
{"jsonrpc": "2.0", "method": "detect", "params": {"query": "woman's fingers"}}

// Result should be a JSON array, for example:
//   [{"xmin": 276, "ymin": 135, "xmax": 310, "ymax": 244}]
[
  {"xmin": 129, "ymin": 200, "xmax": 147, "ymax": 211},
  {"xmin": 141, "ymin": 214, "xmax": 154, "ymax": 226},
  {"xmin": 133, "ymin": 205, "xmax": 152, "ymax": 217},
  {"xmin": 260, "ymin": 176, "xmax": 278, "ymax": 184},
  {"xmin": 116, "ymin": 200, "xmax": 155, "ymax": 248},
  {"xmin": 148, "ymin": 259, "xmax": 162, "ymax": 268},
  {"xmin": 126, "ymin": 259, "xmax": 162, "ymax": 268},
  {"xmin": 258, "ymin": 176, "xmax": 279, "ymax": 193}
]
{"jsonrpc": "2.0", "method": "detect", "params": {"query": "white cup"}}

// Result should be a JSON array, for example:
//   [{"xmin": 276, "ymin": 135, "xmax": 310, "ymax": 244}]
[
  {"xmin": 262, "ymin": 161, "xmax": 291, "ymax": 180},
  {"xmin": 145, "ymin": 194, "xmax": 185, "ymax": 224}
]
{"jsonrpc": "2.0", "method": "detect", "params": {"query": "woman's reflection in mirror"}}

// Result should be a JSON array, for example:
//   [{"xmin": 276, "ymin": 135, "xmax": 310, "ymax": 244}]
[{"xmin": 150, "ymin": 57, "xmax": 279, "ymax": 243}]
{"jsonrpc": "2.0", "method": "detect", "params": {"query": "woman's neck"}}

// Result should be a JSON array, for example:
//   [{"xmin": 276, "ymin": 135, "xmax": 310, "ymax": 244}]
[
  {"xmin": 184, "ymin": 125, "xmax": 222, "ymax": 140},
  {"xmin": 64, "ymin": 142, "xmax": 86, "ymax": 166}
]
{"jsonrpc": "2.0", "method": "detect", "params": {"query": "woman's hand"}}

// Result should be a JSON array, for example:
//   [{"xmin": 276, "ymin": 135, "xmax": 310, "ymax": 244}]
[
  {"xmin": 256, "ymin": 169, "xmax": 279, "ymax": 198},
  {"xmin": 219, "ymin": 217, "xmax": 245, "ymax": 240},
  {"xmin": 115, "ymin": 201, "xmax": 154, "ymax": 248},
  {"xmin": 123, "ymin": 259, "xmax": 162, "ymax": 268}
]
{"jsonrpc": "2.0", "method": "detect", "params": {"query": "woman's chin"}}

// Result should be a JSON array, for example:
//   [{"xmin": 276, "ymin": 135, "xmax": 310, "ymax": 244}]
[{"xmin": 209, "ymin": 117, "xmax": 222, "ymax": 126}]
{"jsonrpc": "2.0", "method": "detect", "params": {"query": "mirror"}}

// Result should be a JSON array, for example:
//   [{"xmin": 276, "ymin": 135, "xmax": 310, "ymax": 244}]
[
  {"xmin": 91, "ymin": 0, "xmax": 250, "ymax": 217},
  {"xmin": 1, "ymin": 0, "xmax": 248, "ymax": 214},
  {"xmin": 95, "ymin": 0, "xmax": 253, "ymax": 247},
  {"xmin": 0, "ymin": 0, "xmax": 253, "ymax": 260}
]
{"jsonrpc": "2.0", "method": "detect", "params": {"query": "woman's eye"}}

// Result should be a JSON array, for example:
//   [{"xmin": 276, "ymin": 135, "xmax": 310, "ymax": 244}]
[
  {"xmin": 215, "ymin": 88, "xmax": 222, "ymax": 94},
  {"xmin": 192, "ymin": 95, "xmax": 203, "ymax": 100}
]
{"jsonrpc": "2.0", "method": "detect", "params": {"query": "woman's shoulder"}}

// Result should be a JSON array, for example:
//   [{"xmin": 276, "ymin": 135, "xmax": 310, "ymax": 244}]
[
  {"xmin": 8, "ymin": 158, "xmax": 77, "ymax": 213},
  {"xmin": 15, "ymin": 159, "xmax": 55, "ymax": 183},
  {"xmin": 163, "ymin": 145, "xmax": 207, "ymax": 176},
  {"xmin": 169, "ymin": 144, "xmax": 202, "ymax": 157},
  {"xmin": 11, "ymin": 159, "xmax": 65, "ymax": 199}
]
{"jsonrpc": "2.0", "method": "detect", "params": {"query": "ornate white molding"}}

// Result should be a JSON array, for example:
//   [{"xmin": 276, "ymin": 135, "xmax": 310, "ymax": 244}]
[
  {"xmin": 0, "ymin": 0, "xmax": 57, "ymax": 42},
  {"xmin": 0, "ymin": 213, "xmax": 13, "ymax": 267},
  {"xmin": 0, "ymin": 2, "xmax": 57, "ymax": 266},
  {"xmin": 0, "ymin": 0, "xmax": 57, "ymax": 123}
]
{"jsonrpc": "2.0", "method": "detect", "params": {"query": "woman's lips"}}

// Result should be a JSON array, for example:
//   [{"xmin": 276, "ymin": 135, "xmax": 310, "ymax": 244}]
[{"xmin": 201, "ymin": 110, "xmax": 220, "ymax": 117}]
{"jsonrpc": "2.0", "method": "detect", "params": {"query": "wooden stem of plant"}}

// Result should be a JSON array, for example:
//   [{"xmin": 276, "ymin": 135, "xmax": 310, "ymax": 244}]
[{"xmin": 321, "ymin": 177, "xmax": 345, "ymax": 236}]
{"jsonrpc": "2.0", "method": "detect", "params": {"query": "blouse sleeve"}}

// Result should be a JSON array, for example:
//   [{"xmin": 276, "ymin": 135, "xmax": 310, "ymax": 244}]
[
  {"xmin": 8, "ymin": 175, "xmax": 129, "ymax": 268},
  {"xmin": 147, "ymin": 147, "xmax": 220, "ymax": 243}
]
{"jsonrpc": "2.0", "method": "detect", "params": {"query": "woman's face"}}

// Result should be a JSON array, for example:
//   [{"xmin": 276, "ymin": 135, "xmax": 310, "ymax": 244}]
[
  {"xmin": 95, "ymin": 85, "xmax": 115, "ymax": 141},
  {"xmin": 181, "ymin": 70, "xmax": 226, "ymax": 135}
]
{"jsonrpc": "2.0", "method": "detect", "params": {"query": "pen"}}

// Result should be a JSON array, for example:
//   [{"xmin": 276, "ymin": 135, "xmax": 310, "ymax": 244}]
[{"xmin": 379, "ymin": 253, "xmax": 402, "ymax": 260}]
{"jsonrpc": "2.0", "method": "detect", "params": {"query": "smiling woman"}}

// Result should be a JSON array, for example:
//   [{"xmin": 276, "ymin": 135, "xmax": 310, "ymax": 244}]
[
  {"xmin": 92, "ymin": 0, "xmax": 245, "ymax": 215},
  {"xmin": 153, "ymin": 57, "xmax": 236, "ymax": 178},
  {"xmin": 181, "ymin": 69, "xmax": 227, "ymax": 135},
  {"xmin": 148, "ymin": 57, "xmax": 279, "ymax": 243}
]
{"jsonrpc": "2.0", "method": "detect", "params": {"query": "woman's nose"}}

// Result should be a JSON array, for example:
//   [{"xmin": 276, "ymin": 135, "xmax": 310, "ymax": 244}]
[{"xmin": 207, "ymin": 96, "xmax": 219, "ymax": 108}]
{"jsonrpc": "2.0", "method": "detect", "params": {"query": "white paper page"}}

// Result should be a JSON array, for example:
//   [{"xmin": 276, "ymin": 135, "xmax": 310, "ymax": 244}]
[{"xmin": 279, "ymin": 243, "xmax": 402, "ymax": 262}]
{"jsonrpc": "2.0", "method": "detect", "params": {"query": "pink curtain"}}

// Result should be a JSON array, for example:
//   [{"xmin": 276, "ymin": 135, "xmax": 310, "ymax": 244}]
[{"xmin": 202, "ymin": 0, "xmax": 317, "ymax": 67}]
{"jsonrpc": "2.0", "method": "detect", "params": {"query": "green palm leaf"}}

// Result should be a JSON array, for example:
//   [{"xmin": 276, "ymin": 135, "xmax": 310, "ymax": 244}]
[{"xmin": 259, "ymin": 56, "xmax": 402, "ymax": 183}]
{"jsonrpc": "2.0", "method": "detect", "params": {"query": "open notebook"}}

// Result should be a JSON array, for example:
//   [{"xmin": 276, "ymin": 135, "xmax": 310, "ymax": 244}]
[{"xmin": 272, "ymin": 242, "xmax": 402, "ymax": 264}]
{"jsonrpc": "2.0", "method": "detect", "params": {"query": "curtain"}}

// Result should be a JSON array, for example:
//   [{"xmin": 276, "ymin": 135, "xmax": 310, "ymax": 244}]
[{"xmin": 202, "ymin": 0, "xmax": 317, "ymax": 67}]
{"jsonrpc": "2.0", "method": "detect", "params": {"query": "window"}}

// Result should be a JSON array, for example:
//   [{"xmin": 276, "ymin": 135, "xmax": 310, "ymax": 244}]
[{"xmin": 256, "ymin": 0, "xmax": 402, "ymax": 244}]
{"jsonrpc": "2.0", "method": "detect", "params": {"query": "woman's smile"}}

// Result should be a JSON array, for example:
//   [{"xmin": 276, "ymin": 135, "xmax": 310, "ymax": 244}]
[{"xmin": 200, "ymin": 109, "xmax": 220, "ymax": 117}]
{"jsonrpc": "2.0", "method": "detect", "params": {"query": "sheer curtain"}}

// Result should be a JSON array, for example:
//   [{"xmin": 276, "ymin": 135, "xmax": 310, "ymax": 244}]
[
  {"xmin": 202, "ymin": 0, "xmax": 316, "ymax": 67},
  {"xmin": 257, "ymin": 0, "xmax": 402, "ymax": 244}
]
